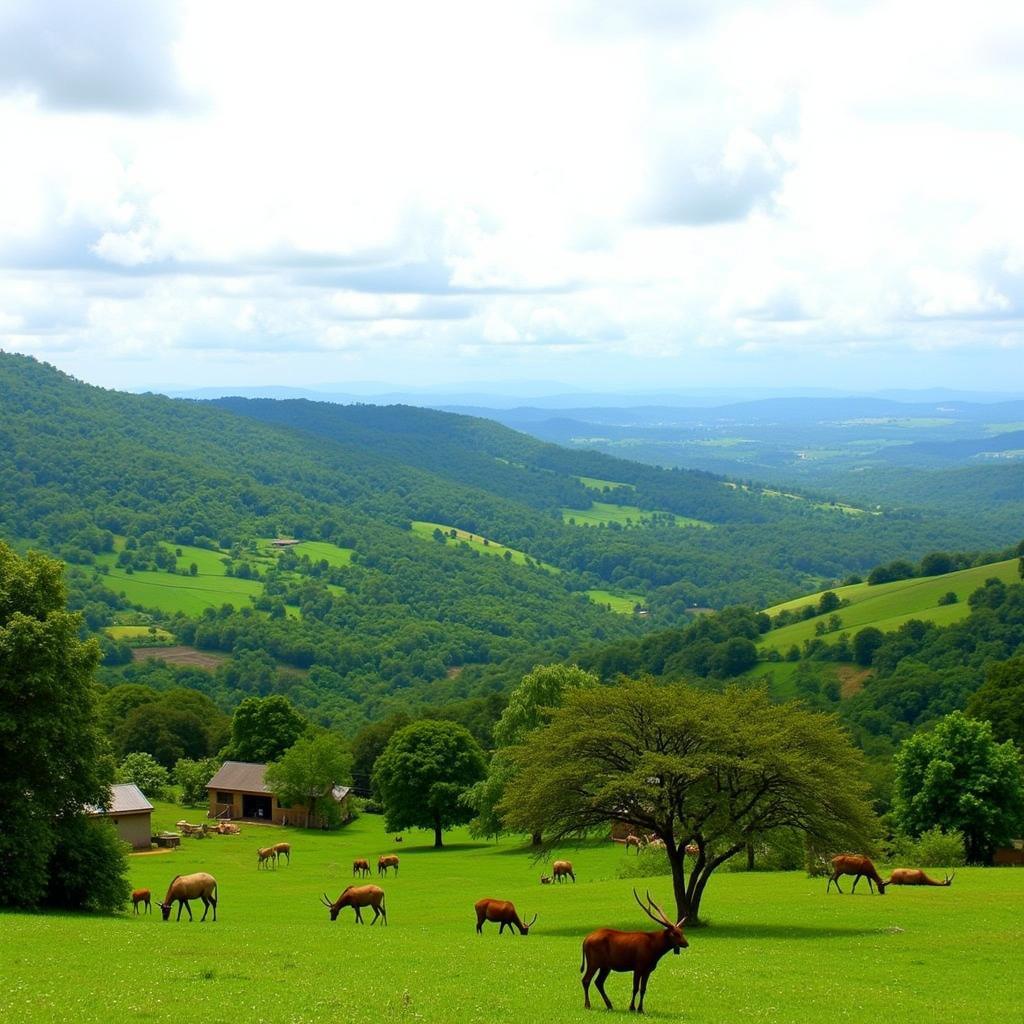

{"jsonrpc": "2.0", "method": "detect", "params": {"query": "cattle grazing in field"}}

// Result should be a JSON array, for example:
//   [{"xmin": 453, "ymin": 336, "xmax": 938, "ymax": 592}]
[
  {"xmin": 378, "ymin": 854, "xmax": 400, "ymax": 876},
  {"xmin": 553, "ymin": 860, "xmax": 575, "ymax": 883},
  {"xmin": 272, "ymin": 842, "xmax": 291, "ymax": 865},
  {"xmin": 580, "ymin": 889, "xmax": 688, "ymax": 1013},
  {"xmin": 131, "ymin": 888, "xmax": 151, "ymax": 914},
  {"xmin": 474, "ymin": 898, "xmax": 537, "ymax": 935},
  {"xmin": 257, "ymin": 846, "xmax": 277, "ymax": 869},
  {"xmin": 353, "ymin": 858, "xmax": 371, "ymax": 877},
  {"xmin": 540, "ymin": 875, "xmax": 553, "ymax": 885},
  {"xmin": 885, "ymin": 868, "xmax": 956, "ymax": 887},
  {"xmin": 158, "ymin": 873, "xmax": 218, "ymax": 922},
  {"xmin": 827, "ymin": 854, "xmax": 887, "ymax": 894},
  {"xmin": 321, "ymin": 885, "xmax": 387, "ymax": 924}
]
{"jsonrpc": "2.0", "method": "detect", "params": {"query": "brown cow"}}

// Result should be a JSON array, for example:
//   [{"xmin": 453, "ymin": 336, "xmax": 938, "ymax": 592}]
[
  {"xmin": 827, "ymin": 854, "xmax": 886, "ymax": 895},
  {"xmin": 158, "ymin": 873, "xmax": 218, "ymax": 922},
  {"xmin": 378, "ymin": 854, "xmax": 399, "ymax": 876},
  {"xmin": 581, "ymin": 890, "xmax": 688, "ymax": 1013},
  {"xmin": 257, "ymin": 846, "xmax": 277, "ymax": 870},
  {"xmin": 272, "ymin": 842, "xmax": 291, "ymax": 865},
  {"xmin": 885, "ymin": 868, "xmax": 955, "ymax": 887},
  {"xmin": 474, "ymin": 898, "xmax": 537, "ymax": 935},
  {"xmin": 353, "ymin": 858, "xmax": 371, "ymax": 877},
  {"xmin": 553, "ymin": 860, "xmax": 575, "ymax": 883},
  {"xmin": 321, "ymin": 885, "xmax": 387, "ymax": 924},
  {"xmin": 131, "ymin": 888, "xmax": 151, "ymax": 914}
]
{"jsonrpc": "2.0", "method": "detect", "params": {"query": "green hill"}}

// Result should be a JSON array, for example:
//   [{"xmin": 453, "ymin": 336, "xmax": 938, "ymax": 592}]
[{"xmin": 759, "ymin": 558, "xmax": 1022, "ymax": 653}]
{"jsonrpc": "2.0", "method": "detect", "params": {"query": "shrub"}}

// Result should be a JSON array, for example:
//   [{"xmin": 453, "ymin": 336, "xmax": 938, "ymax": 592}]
[
  {"xmin": 116, "ymin": 752, "xmax": 169, "ymax": 800},
  {"xmin": 616, "ymin": 844, "xmax": 672, "ymax": 879},
  {"xmin": 937, "ymin": 591, "xmax": 958, "ymax": 606},
  {"xmin": 885, "ymin": 827, "xmax": 966, "ymax": 868},
  {"xmin": 45, "ymin": 816, "xmax": 131, "ymax": 913},
  {"xmin": 174, "ymin": 756, "xmax": 221, "ymax": 807}
]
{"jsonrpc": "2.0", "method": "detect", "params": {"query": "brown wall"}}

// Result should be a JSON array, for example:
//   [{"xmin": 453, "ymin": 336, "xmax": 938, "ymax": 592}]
[
  {"xmin": 103, "ymin": 812, "xmax": 152, "ymax": 850},
  {"xmin": 208, "ymin": 791, "xmax": 350, "ymax": 827},
  {"xmin": 993, "ymin": 847, "xmax": 1024, "ymax": 866}
]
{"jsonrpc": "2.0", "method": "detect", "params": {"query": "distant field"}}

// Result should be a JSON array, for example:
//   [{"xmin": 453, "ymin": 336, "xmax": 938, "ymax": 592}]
[
  {"xmin": 256, "ymin": 538, "xmax": 354, "ymax": 567},
  {"xmin": 760, "ymin": 557, "xmax": 1021, "ymax": 653},
  {"xmin": 130, "ymin": 645, "xmax": 229, "ymax": 670},
  {"xmin": 92, "ymin": 564, "xmax": 264, "ymax": 616},
  {"xmin": 104, "ymin": 625, "xmax": 175, "ymax": 643},
  {"xmin": 562, "ymin": 501, "xmax": 713, "ymax": 529},
  {"xmin": 585, "ymin": 588, "xmax": 645, "ymax": 615},
  {"xmin": 410, "ymin": 521, "xmax": 561, "ymax": 573},
  {"xmin": 575, "ymin": 475, "xmax": 635, "ymax": 492},
  {"xmin": 1, "ymin": 805, "xmax": 1019, "ymax": 1024}
]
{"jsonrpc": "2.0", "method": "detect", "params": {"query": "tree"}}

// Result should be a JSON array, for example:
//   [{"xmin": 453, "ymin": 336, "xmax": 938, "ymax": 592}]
[
  {"xmin": 892, "ymin": 711, "xmax": 1024, "ymax": 863},
  {"xmin": 265, "ymin": 734, "xmax": 352, "ymax": 828},
  {"xmin": 116, "ymin": 751, "xmax": 170, "ymax": 800},
  {"xmin": 225, "ymin": 695, "xmax": 307, "ymax": 763},
  {"xmin": 0, "ymin": 543, "xmax": 129, "ymax": 910},
  {"xmin": 351, "ymin": 712, "xmax": 412, "ymax": 797},
  {"xmin": 852, "ymin": 626, "xmax": 884, "ymax": 667},
  {"xmin": 115, "ymin": 704, "xmax": 211, "ymax": 766},
  {"xmin": 817, "ymin": 590, "xmax": 841, "ymax": 614},
  {"xmin": 966, "ymin": 657, "xmax": 1024, "ymax": 747},
  {"xmin": 174, "ymin": 756, "xmax": 222, "ymax": 806},
  {"xmin": 373, "ymin": 720, "xmax": 486, "ymax": 847},
  {"xmin": 499, "ymin": 680, "xmax": 877, "ymax": 924}
]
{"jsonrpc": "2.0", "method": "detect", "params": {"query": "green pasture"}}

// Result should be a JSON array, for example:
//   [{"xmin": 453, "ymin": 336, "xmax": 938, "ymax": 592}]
[
  {"xmin": 286, "ymin": 540, "xmax": 354, "ymax": 567},
  {"xmin": 2, "ymin": 805, "xmax": 1019, "ymax": 1024},
  {"xmin": 410, "ymin": 521, "xmax": 561, "ymax": 573},
  {"xmin": 759, "ymin": 558, "xmax": 1021, "ymax": 653},
  {"xmin": 562, "ymin": 501, "xmax": 713, "ymax": 529},
  {"xmin": 104, "ymin": 625, "xmax": 175, "ymax": 643},
  {"xmin": 575, "ymin": 475, "xmax": 635, "ymax": 492},
  {"xmin": 93, "ymin": 565, "xmax": 264, "ymax": 616},
  {"xmin": 585, "ymin": 589, "xmax": 645, "ymax": 615}
]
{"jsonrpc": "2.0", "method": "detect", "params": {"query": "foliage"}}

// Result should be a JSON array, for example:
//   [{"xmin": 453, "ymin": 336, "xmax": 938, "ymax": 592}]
[
  {"xmin": 492, "ymin": 663, "xmax": 599, "ymax": 746},
  {"xmin": 615, "ymin": 843, "xmax": 672, "ymax": 879},
  {"xmin": 462, "ymin": 748, "xmax": 516, "ymax": 840},
  {"xmin": 174, "ymin": 756, "xmax": 222, "ymax": 806},
  {"xmin": 0, "ymin": 542, "xmax": 123, "ymax": 910},
  {"xmin": 44, "ymin": 815, "xmax": 131, "ymax": 913},
  {"xmin": 966, "ymin": 656, "xmax": 1024, "ymax": 747},
  {"xmin": 373, "ymin": 720, "xmax": 486, "ymax": 846},
  {"xmin": 116, "ymin": 752, "xmax": 170, "ymax": 800},
  {"xmin": 892, "ymin": 711, "xmax": 1024, "ymax": 863},
  {"xmin": 350, "ymin": 712, "xmax": 412, "ymax": 796},
  {"xmin": 265, "ymin": 733, "xmax": 353, "ymax": 828},
  {"xmin": 225, "ymin": 695, "xmax": 307, "ymax": 763},
  {"xmin": 885, "ymin": 827, "xmax": 967, "ymax": 869},
  {"xmin": 500, "ymin": 680, "xmax": 878, "ymax": 924}
]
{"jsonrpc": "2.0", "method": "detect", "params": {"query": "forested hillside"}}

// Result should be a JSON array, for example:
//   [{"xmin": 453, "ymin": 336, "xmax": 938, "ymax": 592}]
[{"xmin": 2, "ymin": 352, "xmax": 1022, "ymax": 730}]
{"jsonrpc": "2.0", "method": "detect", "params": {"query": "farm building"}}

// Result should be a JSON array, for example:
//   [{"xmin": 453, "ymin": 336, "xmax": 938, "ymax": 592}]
[
  {"xmin": 205, "ymin": 760, "xmax": 351, "ymax": 827},
  {"xmin": 86, "ymin": 783, "xmax": 154, "ymax": 850}
]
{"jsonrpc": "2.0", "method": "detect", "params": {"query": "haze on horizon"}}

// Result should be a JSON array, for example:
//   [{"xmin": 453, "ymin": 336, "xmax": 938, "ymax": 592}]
[{"xmin": 1, "ymin": 1, "xmax": 1023, "ymax": 394}]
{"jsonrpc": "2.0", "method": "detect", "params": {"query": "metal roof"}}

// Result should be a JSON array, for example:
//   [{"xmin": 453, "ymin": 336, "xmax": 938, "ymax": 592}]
[
  {"xmin": 205, "ymin": 760, "xmax": 271, "ymax": 794},
  {"xmin": 86, "ymin": 783, "xmax": 154, "ymax": 816}
]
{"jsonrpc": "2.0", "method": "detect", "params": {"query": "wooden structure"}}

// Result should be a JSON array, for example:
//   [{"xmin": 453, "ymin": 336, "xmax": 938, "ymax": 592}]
[
  {"xmin": 205, "ymin": 760, "xmax": 351, "ymax": 827},
  {"xmin": 994, "ymin": 839, "xmax": 1024, "ymax": 866},
  {"xmin": 86, "ymin": 783, "xmax": 153, "ymax": 850}
]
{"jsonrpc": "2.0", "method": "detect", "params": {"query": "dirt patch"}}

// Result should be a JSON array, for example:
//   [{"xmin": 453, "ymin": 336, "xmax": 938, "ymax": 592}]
[
  {"xmin": 446, "ymin": 666, "xmax": 464, "ymax": 679},
  {"xmin": 129, "ymin": 848, "xmax": 175, "ymax": 857},
  {"xmin": 132, "ymin": 645, "xmax": 229, "ymax": 670},
  {"xmin": 837, "ymin": 665, "xmax": 872, "ymax": 699}
]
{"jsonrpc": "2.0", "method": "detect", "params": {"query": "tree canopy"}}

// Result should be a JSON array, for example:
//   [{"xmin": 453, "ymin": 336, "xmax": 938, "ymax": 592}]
[
  {"xmin": 373, "ymin": 720, "xmax": 486, "ymax": 847},
  {"xmin": 226, "ymin": 694, "xmax": 307, "ymax": 763},
  {"xmin": 966, "ymin": 657, "xmax": 1024, "ymax": 748},
  {"xmin": 265, "ymin": 733, "xmax": 352, "ymax": 828},
  {"xmin": 500, "ymin": 680, "xmax": 878, "ymax": 924},
  {"xmin": 893, "ymin": 711, "xmax": 1023, "ymax": 863}
]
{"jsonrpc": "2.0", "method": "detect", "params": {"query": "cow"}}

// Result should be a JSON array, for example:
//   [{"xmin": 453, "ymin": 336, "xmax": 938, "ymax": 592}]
[
  {"xmin": 474, "ymin": 898, "xmax": 537, "ymax": 935},
  {"xmin": 131, "ymin": 888, "xmax": 151, "ymax": 914},
  {"xmin": 827, "ymin": 854, "xmax": 887, "ymax": 895},
  {"xmin": 321, "ymin": 885, "xmax": 387, "ymax": 924},
  {"xmin": 378, "ymin": 854, "xmax": 399, "ymax": 876},
  {"xmin": 158, "ymin": 873, "xmax": 218, "ymax": 922},
  {"xmin": 553, "ymin": 860, "xmax": 575, "ymax": 883},
  {"xmin": 353, "ymin": 858, "xmax": 371, "ymax": 877},
  {"xmin": 885, "ymin": 868, "xmax": 956, "ymax": 887}
]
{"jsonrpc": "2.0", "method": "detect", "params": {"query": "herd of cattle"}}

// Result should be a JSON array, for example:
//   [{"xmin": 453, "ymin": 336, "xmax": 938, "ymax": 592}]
[{"xmin": 129, "ymin": 845, "xmax": 953, "ymax": 1013}]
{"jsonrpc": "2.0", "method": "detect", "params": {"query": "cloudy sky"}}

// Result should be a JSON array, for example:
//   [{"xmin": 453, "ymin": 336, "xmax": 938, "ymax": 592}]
[{"xmin": 1, "ymin": 0, "xmax": 1022, "ymax": 393}]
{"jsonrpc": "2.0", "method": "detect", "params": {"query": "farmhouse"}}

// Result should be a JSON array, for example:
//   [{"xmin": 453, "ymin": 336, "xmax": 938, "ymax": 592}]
[
  {"xmin": 86, "ymin": 783, "xmax": 154, "ymax": 850},
  {"xmin": 206, "ymin": 760, "xmax": 351, "ymax": 827}
]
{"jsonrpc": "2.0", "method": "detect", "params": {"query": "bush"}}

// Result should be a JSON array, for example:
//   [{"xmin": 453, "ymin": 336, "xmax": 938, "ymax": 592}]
[
  {"xmin": 116, "ymin": 752, "xmax": 169, "ymax": 800},
  {"xmin": 45, "ymin": 816, "xmax": 131, "ymax": 913},
  {"xmin": 616, "ymin": 844, "xmax": 672, "ymax": 879},
  {"xmin": 937, "ymin": 591, "xmax": 958, "ymax": 606},
  {"xmin": 174, "ymin": 756, "xmax": 221, "ymax": 807},
  {"xmin": 885, "ymin": 827, "xmax": 966, "ymax": 868}
]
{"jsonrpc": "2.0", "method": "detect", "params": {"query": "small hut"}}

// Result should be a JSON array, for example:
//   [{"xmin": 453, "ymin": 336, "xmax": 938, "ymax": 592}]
[{"xmin": 86, "ymin": 783, "xmax": 154, "ymax": 850}]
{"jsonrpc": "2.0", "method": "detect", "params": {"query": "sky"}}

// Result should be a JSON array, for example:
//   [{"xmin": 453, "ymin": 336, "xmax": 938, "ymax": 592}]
[{"xmin": 1, "ymin": 0, "xmax": 1022, "ymax": 394}]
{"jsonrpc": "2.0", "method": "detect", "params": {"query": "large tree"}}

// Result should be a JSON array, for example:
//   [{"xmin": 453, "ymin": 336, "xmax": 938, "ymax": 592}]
[
  {"xmin": 0, "ymin": 543, "xmax": 129, "ymax": 910},
  {"xmin": 225, "ymin": 694, "xmax": 307, "ymax": 762},
  {"xmin": 373, "ymin": 720, "xmax": 486, "ymax": 847},
  {"xmin": 500, "ymin": 680, "xmax": 877, "ymax": 924},
  {"xmin": 893, "ymin": 710, "xmax": 1023, "ymax": 863},
  {"xmin": 265, "ymin": 733, "xmax": 352, "ymax": 828},
  {"xmin": 966, "ymin": 657, "xmax": 1024, "ymax": 748}
]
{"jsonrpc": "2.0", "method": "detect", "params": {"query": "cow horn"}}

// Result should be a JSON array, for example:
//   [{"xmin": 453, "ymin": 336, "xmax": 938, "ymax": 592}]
[
  {"xmin": 633, "ymin": 888, "xmax": 665, "ymax": 926},
  {"xmin": 645, "ymin": 889, "xmax": 672, "ymax": 926},
  {"xmin": 528, "ymin": 913, "xmax": 538, "ymax": 928},
  {"xmin": 945, "ymin": 871, "xmax": 956, "ymax": 886},
  {"xmin": 320, "ymin": 894, "xmax": 332, "ymax": 907},
  {"xmin": 676, "ymin": 915, "xmax": 688, "ymax": 928}
]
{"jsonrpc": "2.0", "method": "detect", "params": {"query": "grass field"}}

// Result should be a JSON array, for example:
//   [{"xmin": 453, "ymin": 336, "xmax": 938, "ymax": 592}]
[
  {"xmin": 585, "ymin": 589, "xmax": 646, "ymax": 615},
  {"xmin": 92, "ymin": 564, "xmax": 265, "ymax": 616},
  {"xmin": 104, "ymin": 625, "xmax": 175, "ymax": 643},
  {"xmin": 575, "ymin": 475, "xmax": 635, "ymax": 492},
  {"xmin": 759, "ymin": 558, "xmax": 1022, "ymax": 654},
  {"xmin": 2, "ymin": 806, "xmax": 1019, "ymax": 1024},
  {"xmin": 410, "ymin": 521, "xmax": 561, "ymax": 573},
  {"xmin": 562, "ymin": 502, "xmax": 713, "ymax": 529}
]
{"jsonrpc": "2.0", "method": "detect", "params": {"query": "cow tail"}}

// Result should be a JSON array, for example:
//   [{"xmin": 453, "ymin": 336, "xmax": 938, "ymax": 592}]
[{"xmin": 580, "ymin": 942, "xmax": 586, "ymax": 973}]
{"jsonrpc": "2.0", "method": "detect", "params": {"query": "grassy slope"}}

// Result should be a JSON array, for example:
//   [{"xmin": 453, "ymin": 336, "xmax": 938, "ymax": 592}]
[
  {"xmin": 585, "ymin": 588, "xmax": 646, "ymax": 615},
  {"xmin": 561, "ymin": 501, "xmax": 713, "ymax": 528},
  {"xmin": 410, "ymin": 521, "xmax": 561, "ymax": 573},
  {"xmin": 759, "ymin": 558, "xmax": 1022, "ymax": 653},
  {"xmin": 1, "ymin": 807, "xmax": 1018, "ymax": 1024}
]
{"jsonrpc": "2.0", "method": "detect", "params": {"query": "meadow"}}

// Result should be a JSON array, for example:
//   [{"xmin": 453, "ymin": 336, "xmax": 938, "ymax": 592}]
[
  {"xmin": 759, "ymin": 557, "xmax": 1022, "ymax": 654},
  {"xmin": 410, "ymin": 521, "xmax": 562, "ymax": 573},
  {"xmin": 561, "ymin": 502, "xmax": 713, "ymax": 529},
  {"xmin": 585, "ymin": 588, "xmax": 647, "ymax": 615},
  {"xmin": 2, "ymin": 807, "xmax": 1019, "ymax": 1024}
]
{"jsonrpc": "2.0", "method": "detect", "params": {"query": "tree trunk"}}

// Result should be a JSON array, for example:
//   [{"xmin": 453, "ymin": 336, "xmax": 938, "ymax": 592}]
[
  {"xmin": 746, "ymin": 842, "xmax": 755, "ymax": 871},
  {"xmin": 666, "ymin": 846, "xmax": 695, "ymax": 925},
  {"xmin": 433, "ymin": 817, "xmax": 443, "ymax": 848},
  {"xmin": 531, "ymin": 831, "xmax": 542, "ymax": 846}
]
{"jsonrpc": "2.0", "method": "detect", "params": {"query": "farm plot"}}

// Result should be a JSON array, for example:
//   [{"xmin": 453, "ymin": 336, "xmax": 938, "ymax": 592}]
[
  {"xmin": 1, "ymin": 806, "xmax": 1019, "ymax": 1024},
  {"xmin": 562, "ymin": 501, "xmax": 713, "ymax": 529},
  {"xmin": 410, "ymin": 521, "xmax": 561, "ymax": 573}
]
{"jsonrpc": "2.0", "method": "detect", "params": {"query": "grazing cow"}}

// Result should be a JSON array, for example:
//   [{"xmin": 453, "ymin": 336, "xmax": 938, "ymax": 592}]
[
  {"xmin": 553, "ymin": 860, "xmax": 575, "ymax": 883},
  {"xmin": 581, "ymin": 890, "xmax": 688, "ymax": 1013},
  {"xmin": 474, "ymin": 898, "xmax": 537, "ymax": 935},
  {"xmin": 353, "ymin": 858, "xmax": 371, "ymax": 877},
  {"xmin": 625, "ymin": 834, "xmax": 642, "ymax": 855},
  {"xmin": 257, "ymin": 846, "xmax": 277, "ymax": 870},
  {"xmin": 378, "ymin": 854, "xmax": 400, "ymax": 876},
  {"xmin": 158, "ymin": 873, "xmax": 218, "ymax": 922},
  {"xmin": 885, "ymin": 868, "xmax": 956, "ymax": 887},
  {"xmin": 321, "ymin": 885, "xmax": 387, "ymax": 924},
  {"xmin": 131, "ymin": 888, "xmax": 151, "ymax": 914},
  {"xmin": 272, "ymin": 842, "xmax": 291, "ymax": 865},
  {"xmin": 827, "ymin": 854, "xmax": 887, "ymax": 895},
  {"xmin": 540, "ymin": 875, "xmax": 553, "ymax": 885}
]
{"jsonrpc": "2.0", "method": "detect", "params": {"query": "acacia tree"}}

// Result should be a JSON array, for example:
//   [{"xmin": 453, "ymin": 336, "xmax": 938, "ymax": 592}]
[
  {"xmin": 893, "ymin": 711, "xmax": 1023, "ymax": 863},
  {"xmin": 265, "ymin": 733, "xmax": 352, "ymax": 828},
  {"xmin": 500, "ymin": 680, "xmax": 877, "ymax": 924},
  {"xmin": 373, "ymin": 720, "xmax": 485, "ymax": 847},
  {"xmin": 0, "ymin": 543, "xmax": 129, "ymax": 910}
]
